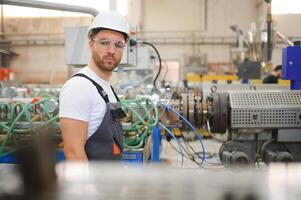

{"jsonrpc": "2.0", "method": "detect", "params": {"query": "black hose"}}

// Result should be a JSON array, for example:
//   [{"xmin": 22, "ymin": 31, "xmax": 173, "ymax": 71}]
[{"xmin": 142, "ymin": 41, "xmax": 162, "ymax": 90}]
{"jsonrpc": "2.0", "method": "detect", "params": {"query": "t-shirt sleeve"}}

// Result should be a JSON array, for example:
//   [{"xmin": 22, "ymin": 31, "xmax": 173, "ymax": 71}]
[{"xmin": 59, "ymin": 77, "xmax": 95, "ymax": 122}]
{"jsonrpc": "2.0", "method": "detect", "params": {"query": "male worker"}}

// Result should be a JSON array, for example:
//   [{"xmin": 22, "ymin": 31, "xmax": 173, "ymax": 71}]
[
  {"xmin": 263, "ymin": 65, "xmax": 282, "ymax": 84},
  {"xmin": 59, "ymin": 11, "xmax": 128, "ymax": 161}
]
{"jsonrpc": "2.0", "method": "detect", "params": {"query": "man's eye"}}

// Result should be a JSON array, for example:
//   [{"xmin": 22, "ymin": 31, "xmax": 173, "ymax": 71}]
[
  {"xmin": 115, "ymin": 42, "xmax": 124, "ymax": 48},
  {"xmin": 100, "ymin": 41, "xmax": 110, "ymax": 45}
]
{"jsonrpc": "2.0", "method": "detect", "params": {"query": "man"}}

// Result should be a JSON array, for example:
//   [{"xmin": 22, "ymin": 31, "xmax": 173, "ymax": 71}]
[
  {"xmin": 263, "ymin": 65, "xmax": 282, "ymax": 84},
  {"xmin": 59, "ymin": 11, "xmax": 128, "ymax": 161}
]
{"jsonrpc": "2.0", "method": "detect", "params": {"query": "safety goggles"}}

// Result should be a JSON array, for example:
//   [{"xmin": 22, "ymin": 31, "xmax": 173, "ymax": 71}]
[{"xmin": 92, "ymin": 39, "xmax": 126, "ymax": 51}]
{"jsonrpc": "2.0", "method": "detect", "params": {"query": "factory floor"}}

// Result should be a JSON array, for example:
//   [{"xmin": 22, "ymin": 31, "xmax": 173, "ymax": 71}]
[
  {"xmin": 156, "ymin": 137, "xmax": 269, "ymax": 170},
  {"xmin": 157, "ymin": 137, "xmax": 224, "ymax": 169}
]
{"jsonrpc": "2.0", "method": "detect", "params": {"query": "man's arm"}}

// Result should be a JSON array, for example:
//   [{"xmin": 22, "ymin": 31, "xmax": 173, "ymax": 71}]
[{"xmin": 60, "ymin": 117, "xmax": 89, "ymax": 161}]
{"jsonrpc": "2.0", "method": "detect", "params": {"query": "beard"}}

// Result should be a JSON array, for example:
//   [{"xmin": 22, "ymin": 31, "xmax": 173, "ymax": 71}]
[{"xmin": 92, "ymin": 50, "xmax": 121, "ymax": 72}]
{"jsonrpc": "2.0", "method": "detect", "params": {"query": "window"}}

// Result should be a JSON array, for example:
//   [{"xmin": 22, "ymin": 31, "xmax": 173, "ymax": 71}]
[{"xmin": 272, "ymin": 0, "xmax": 301, "ymax": 14}]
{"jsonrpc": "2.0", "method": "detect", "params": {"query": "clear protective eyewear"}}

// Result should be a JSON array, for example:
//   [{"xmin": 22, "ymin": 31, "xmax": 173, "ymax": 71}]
[{"xmin": 92, "ymin": 39, "xmax": 126, "ymax": 51}]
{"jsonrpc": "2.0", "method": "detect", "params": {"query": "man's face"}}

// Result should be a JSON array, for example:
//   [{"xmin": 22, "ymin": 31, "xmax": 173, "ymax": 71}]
[
  {"xmin": 89, "ymin": 29, "xmax": 126, "ymax": 72},
  {"xmin": 276, "ymin": 70, "xmax": 282, "ymax": 78}
]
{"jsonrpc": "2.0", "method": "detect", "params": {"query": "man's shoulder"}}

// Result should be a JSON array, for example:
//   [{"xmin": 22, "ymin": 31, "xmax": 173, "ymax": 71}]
[
  {"xmin": 263, "ymin": 74, "xmax": 277, "ymax": 83},
  {"xmin": 61, "ymin": 74, "xmax": 99, "ymax": 99},
  {"xmin": 63, "ymin": 75, "xmax": 94, "ymax": 88}
]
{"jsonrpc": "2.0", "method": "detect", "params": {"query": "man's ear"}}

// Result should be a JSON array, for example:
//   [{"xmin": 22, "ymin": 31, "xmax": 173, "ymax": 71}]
[{"xmin": 88, "ymin": 40, "xmax": 93, "ymax": 51}]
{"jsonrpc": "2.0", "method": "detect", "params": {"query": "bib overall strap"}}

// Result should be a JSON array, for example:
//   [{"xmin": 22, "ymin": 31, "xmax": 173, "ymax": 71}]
[
  {"xmin": 72, "ymin": 73, "xmax": 110, "ymax": 103},
  {"xmin": 110, "ymin": 86, "xmax": 120, "ymax": 102}
]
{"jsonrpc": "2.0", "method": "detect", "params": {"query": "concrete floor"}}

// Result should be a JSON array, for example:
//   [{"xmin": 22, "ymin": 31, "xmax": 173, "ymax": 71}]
[
  {"xmin": 158, "ymin": 137, "xmax": 224, "ymax": 169},
  {"xmin": 156, "ymin": 135, "xmax": 272, "ymax": 170}
]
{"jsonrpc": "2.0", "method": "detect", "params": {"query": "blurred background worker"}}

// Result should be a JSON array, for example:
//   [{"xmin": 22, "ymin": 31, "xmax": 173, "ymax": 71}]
[{"xmin": 263, "ymin": 65, "xmax": 282, "ymax": 84}]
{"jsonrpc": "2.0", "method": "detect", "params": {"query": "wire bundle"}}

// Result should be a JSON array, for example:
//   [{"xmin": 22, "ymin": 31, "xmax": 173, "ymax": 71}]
[
  {"xmin": 0, "ymin": 96, "xmax": 59, "ymax": 157},
  {"xmin": 158, "ymin": 101, "xmax": 207, "ymax": 167},
  {"xmin": 121, "ymin": 97, "xmax": 158, "ymax": 149}
]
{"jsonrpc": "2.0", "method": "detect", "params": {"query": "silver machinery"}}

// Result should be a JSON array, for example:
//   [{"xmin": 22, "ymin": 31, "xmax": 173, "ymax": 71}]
[
  {"xmin": 208, "ymin": 90, "xmax": 301, "ymax": 167},
  {"xmin": 158, "ymin": 82, "xmax": 301, "ymax": 167}
]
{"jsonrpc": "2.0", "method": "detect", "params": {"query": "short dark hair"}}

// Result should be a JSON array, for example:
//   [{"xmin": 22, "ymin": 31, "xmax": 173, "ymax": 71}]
[
  {"xmin": 274, "ymin": 65, "xmax": 282, "ymax": 71},
  {"xmin": 88, "ymin": 28, "xmax": 128, "ymax": 42}
]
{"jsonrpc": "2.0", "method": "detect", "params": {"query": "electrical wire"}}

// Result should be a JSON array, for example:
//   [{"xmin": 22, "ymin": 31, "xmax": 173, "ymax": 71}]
[
  {"xmin": 120, "ymin": 97, "xmax": 158, "ymax": 149},
  {"xmin": 159, "ymin": 101, "xmax": 206, "ymax": 165},
  {"xmin": 158, "ymin": 90, "xmax": 175, "ymax": 120},
  {"xmin": 206, "ymin": 119, "xmax": 217, "ymax": 142},
  {"xmin": 167, "ymin": 138, "xmax": 211, "ymax": 168},
  {"xmin": 124, "ymin": 127, "xmax": 150, "ymax": 149},
  {"xmin": 142, "ymin": 41, "xmax": 162, "ymax": 90},
  {"xmin": 162, "ymin": 60, "xmax": 169, "ymax": 81},
  {"xmin": 167, "ymin": 139, "xmax": 196, "ymax": 164},
  {"xmin": 185, "ymin": 141, "xmax": 210, "ymax": 159},
  {"xmin": 182, "ymin": 139, "xmax": 196, "ymax": 160},
  {"xmin": 185, "ymin": 140, "xmax": 222, "ymax": 166},
  {"xmin": 158, "ymin": 122, "xmax": 184, "ymax": 167},
  {"xmin": 0, "ymin": 96, "xmax": 59, "ymax": 157}
]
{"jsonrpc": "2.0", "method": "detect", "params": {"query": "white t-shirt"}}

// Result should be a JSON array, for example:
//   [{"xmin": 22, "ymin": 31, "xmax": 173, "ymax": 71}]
[{"xmin": 59, "ymin": 67, "xmax": 117, "ymax": 139}]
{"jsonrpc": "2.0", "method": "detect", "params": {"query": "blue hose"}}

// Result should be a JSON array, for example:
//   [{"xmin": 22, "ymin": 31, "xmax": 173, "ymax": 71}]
[{"xmin": 159, "ymin": 101, "xmax": 205, "ymax": 165}]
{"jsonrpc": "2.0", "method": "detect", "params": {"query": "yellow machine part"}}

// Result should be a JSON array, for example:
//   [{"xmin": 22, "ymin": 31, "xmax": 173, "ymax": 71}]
[
  {"xmin": 187, "ymin": 73, "xmax": 290, "ymax": 85},
  {"xmin": 201, "ymin": 75, "xmax": 239, "ymax": 82},
  {"xmin": 248, "ymin": 79, "xmax": 262, "ymax": 84},
  {"xmin": 186, "ymin": 73, "xmax": 239, "ymax": 83},
  {"xmin": 159, "ymin": 128, "xmax": 181, "ymax": 137},
  {"xmin": 173, "ymin": 128, "xmax": 211, "ymax": 138},
  {"xmin": 172, "ymin": 128, "xmax": 182, "ymax": 137},
  {"xmin": 186, "ymin": 73, "xmax": 202, "ymax": 82},
  {"xmin": 197, "ymin": 128, "xmax": 211, "ymax": 137},
  {"xmin": 278, "ymin": 79, "xmax": 290, "ymax": 85},
  {"xmin": 249, "ymin": 79, "xmax": 290, "ymax": 85},
  {"xmin": 158, "ymin": 126, "xmax": 211, "ymax": 139}
]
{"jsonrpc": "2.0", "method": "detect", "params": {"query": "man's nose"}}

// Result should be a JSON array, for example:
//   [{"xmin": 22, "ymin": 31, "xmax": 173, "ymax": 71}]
[{"xmin": 107, "ymin": 43, "xmax": 116, "ymax": 53}]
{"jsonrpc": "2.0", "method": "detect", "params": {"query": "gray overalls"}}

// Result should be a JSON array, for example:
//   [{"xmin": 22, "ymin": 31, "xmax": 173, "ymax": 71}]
[{"xmin": 72, "ymin": 73, "xmax": 126, "ymax": 160}]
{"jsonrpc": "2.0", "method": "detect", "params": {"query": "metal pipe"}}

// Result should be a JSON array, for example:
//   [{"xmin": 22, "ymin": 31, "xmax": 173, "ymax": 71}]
[
  {"xmin": 204, "ymin": 0, "xmax": 207, "ymax": 31},
  {"xmin": 265, "ymin": 1, "xmax": 273, "ymax": 61},
  {"xmin": 1, "ymin": 5, "xmax": 4, "ymax": 39},
  {"xmin": 276, "ymin": 31, "xmax": 294, "ymax": 46},
  {"xmin": 0, "ymin": 0, "xmax": 99, "ymax": 16}
]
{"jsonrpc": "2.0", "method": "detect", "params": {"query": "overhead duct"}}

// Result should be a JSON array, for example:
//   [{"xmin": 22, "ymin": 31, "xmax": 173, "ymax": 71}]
[{"xmin": 0, "ymin": 0, "xmax": 99, "ymax": 16}]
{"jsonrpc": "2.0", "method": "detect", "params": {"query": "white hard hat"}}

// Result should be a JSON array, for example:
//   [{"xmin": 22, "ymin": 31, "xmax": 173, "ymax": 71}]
[{"xmin": 88, "ymin": 11, "xmax": 129, "ymax": 40}]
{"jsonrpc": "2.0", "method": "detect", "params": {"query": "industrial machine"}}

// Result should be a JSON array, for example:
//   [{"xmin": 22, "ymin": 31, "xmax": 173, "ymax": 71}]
[
  {"xmin": 0, "ymin": 91, "xmax": 158, "ymax": 163},
  {"xmin": 158, "ymin": 86, "xmax": 301, "ymax": 167},
  {"xmin": 120, "ymin": 96, "xmax": 158, "ymax": 162},
  {"xmin": 157, "ymin": 42, "xmax": 301, "ymax": 167},
  {"xmin": 208, "ymin": 90, "xmax": 301, "ymax": 166},
  {"xmin": 0, "ymin": 84, "xmax": 61, "ymax": 98},
  {"xmin": 0, "ymin": 95, "xmax": 60, "ymax": 159}
]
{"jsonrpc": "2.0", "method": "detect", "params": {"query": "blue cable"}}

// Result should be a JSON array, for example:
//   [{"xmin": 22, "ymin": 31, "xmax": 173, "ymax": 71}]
[
  {"xmin": 159, "ymin": 101, "xmax": 206, "ymax": 165},
  {"xmin": 158, "ymin": 122, "xmax": 184, "ymax": 168}
]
